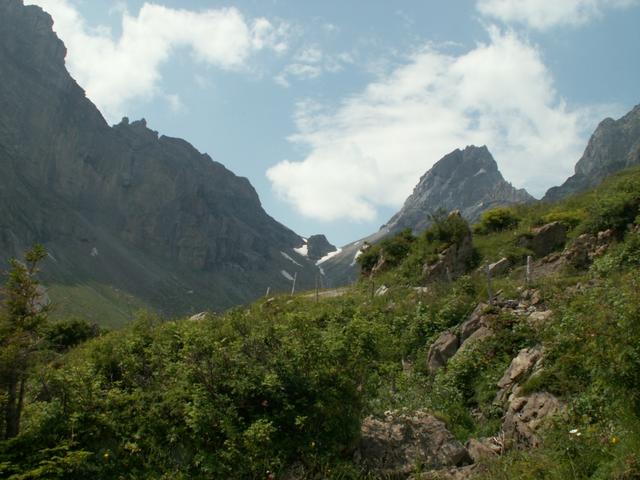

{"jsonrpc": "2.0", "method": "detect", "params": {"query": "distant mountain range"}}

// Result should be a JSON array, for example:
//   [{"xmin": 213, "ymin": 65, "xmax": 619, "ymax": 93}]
[
  {"xmin": 0, "ymin": 0, "xmax": 332, "ymax": 325},
  {"xmin": 1, "ymin": 0, "xmax": 638, "ymax": 324}
]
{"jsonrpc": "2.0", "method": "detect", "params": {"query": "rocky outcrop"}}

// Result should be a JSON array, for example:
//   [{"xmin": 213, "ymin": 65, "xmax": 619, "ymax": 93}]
[
  {"xmin": 356, "ymin": 411, "xmax": 472, "ymax": 477},
  {"xmin": 518, "ymin": 222, "xmax": 567, "ymax": 258},
  {"xmin": 304, "ymin": 234, "xmax": 337, "ymax": 262},
  {"xmin": 563, "ymin": 229, "xmax": 615, "ymax": 269},
  {"xmin": 544, "ymin": 105, "xmax": 640, "ymax": 201},
  {"xmin": 423, "ymin": 212, "xmax": 475, "ymax": 283},
  {"xmin": 502, "ymin": 393, "xmax": 562, "ymax": 449},
  {"xmin": 487, "ymin": 257, "xmax": 511, "ymax": 276},
  {"xmin": 427, "ymin": 331, "xmax": 460, "ymax": 374},
  {"xmin": 495, "ymin": 347, "xmax": 543, "ymax": 405},
  {"xmin": 0, "ymin": 0, "xmax": 321, "ymax": 322}
]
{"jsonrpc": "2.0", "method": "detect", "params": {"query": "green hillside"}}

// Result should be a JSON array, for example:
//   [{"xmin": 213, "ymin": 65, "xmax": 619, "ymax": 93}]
[{"xmin": 2, "ymin": 166, "xmax": 640, "ymax": 478}]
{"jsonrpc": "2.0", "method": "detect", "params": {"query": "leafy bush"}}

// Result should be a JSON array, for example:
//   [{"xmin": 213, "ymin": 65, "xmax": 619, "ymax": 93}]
[
  {"xmin": 473, "ymin": 207, "xmax": 520, "ymax": 235},
  {"xmin": 540, "ymin": 209, "xmax": 585, "ymax": 230}
]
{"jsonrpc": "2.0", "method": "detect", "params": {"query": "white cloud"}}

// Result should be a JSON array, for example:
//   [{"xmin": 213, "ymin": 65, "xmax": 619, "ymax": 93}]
[
  {"xmin": 267, "ymin": 28, "xmax": 600, "ymax": 222},
  {"xmin": 274, "ymin": 45, "xmax": 354, "ymax": 87},
  {"xmin": 26, "ymin": 0, "xmax": 288, "ymax": 120},
  {"xmin": 477, "ymin": 0, "xmax": 639, "ymax": 30}
]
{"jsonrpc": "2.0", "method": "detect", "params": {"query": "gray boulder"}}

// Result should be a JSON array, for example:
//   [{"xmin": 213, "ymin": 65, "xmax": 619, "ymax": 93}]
[
  {"xmin": 423, "ymin": 212, "xmax": 474, "ymax": 283},
  {"xmin": 495, "ymin": 347, "xmax": 543, "ymax": 405},
  {"xmin": 356, "ymin": 411, "xmax": 472, "ymax": 477},
  {"xmin": 518, "ymin": 222, "xmax": 567, "ymax": 257},
  {"xmin": 487, "ymin": 257, "xmax": 511, "ymax": 276},
  {"xmin": 427, "ymin": 331, "xmax": 460, "ymax": 374},
  {"xmin": 503, "ymin": 393, "xmax": 562, "ymax": 449}
]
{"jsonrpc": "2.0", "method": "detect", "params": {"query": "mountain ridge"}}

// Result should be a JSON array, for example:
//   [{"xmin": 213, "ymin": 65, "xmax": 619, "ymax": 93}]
[{"xmin": 0, "ymin": 0, "xmax": 322, "ymax": 324}]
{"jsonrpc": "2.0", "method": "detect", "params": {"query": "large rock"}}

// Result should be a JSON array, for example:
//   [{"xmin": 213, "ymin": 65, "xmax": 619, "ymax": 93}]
[
  {"xmin": 487, "ymin": 257, "xmax": 510, "ymax": 276},
  {"xmin": 460, "ymin": 303, "xmax": 489, "ymax": 343},
  {"xmin": 503, "ymin": 393, "xmax": 562, "ymax": 449},
  {"xmin": 423, "ymin": 212, "xmax": 474, "ymax": 283},
  {"xmin": 563, "ymin": 229, "xmax": 615, "ymax": 269},
  {"xmin": 427, "ymin": 331, "xmax": 460, "ymax": 374},
  {"xmin": 356, "ymin": 411, "xmax": 472, "ymax": 477},
  {"xmin": 518, "ymin": 222, "xmax": 567, "ymax": 258},
  {"xmin": 495, "ymin": 347, "xmax": 543, "ymax": 404}
]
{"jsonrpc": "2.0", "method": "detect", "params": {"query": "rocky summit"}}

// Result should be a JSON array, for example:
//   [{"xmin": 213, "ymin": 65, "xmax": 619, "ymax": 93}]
[
  {"xmin": 321, "ymin": 146, "xmax": 533, "ymax": 286},
  {"xmin": 385, "ymin": 145, "xmax": 534, "ymax": 233},
  {"xmin": 0, "ymin": 0, "xmax": 320, "ymax": 324},
  {"xmin": 544, "ymin": 105, "xmax": 640, "ymax": 201}
]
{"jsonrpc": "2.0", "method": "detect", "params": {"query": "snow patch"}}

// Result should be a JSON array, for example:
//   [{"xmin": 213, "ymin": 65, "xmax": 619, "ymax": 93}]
[
  {"xmin": 316, "ymin": 248, "xmax": 342, "ymax": 265},
  {"xmin": 281, "ymin": 270, "xmax": 294, "ymax": 281},
  {"xmin": 474, "ymin": 168, "xmax": 487, "ymax": 176},
  {"xmin": 350, "ymin": 249, "xmax": 363, "ymax": 267},
  {"xmin": 293, "ymin": 244, "xmax": 308, "ymax": 257},
  {"xmin": 281, "ymin": 251, "xmax": 302, "ymax": 266}
]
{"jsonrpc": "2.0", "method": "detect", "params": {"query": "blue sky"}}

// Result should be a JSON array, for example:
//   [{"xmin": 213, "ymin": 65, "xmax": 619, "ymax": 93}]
[{"xmin": 27, "ymin": 0, "xmax": 640, "ymax": 245}]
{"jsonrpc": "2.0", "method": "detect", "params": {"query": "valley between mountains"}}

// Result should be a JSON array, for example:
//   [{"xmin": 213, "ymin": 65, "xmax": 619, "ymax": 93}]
[{"xmin": 2, "ymin": 1, "xmax": 640, "ymax": 479}]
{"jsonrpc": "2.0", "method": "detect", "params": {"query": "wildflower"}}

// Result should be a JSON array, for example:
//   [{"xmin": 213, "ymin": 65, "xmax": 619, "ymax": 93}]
[
  {"xmin": 611, "ymin": 436, "xmax": 619, "ymax": 445},
  {"xmin": 569, "ymin": 428, "xmax": 579, "ymax": 434}
]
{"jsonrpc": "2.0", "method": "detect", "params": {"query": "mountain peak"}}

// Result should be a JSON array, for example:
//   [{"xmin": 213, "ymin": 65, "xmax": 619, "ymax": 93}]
[
  {"xmin": 385, "ymin": 145, "xmax": 532, "ymax": 234},
  {"xmin": 544, "ymin": 103, "xmax": 640, "ymax": 202}
]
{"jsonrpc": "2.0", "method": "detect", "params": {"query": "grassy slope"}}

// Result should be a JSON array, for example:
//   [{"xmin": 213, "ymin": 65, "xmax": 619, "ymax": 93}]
[{"xmin": 2, "ymin": 166, "xmax": 640, "ymax": 479}]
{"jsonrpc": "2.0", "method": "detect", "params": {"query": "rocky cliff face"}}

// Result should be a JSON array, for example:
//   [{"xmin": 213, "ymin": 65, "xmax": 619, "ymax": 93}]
[
  {"xmin": 321, "ymin": 146, "xmax": 533, "ymax": 286},
  {"xmin": 385, "ymin": 146, "xmax": 533, "ymax": 233},
  {"xmin": 544, "ymin": 105, "xmax": 640, "ymax": 202},
  {"xmin": 0, "ymin": 0, "xmax": 320, "ymax": 322}
]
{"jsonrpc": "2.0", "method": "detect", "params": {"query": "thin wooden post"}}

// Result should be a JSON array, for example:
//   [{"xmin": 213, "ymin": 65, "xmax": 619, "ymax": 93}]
[
  {"xmin": 315, "ymin": 275, "xmax": 319, "ymax": 303},
  {"xmin": 486, "ymin": 264, "xmax": 493, "ymax": 305},
  {"xmin": 526, "ymin": 255, "xmax": 533, "ymax": 286},
  {"xmin": 445, "ymin": 266, "xmax": 452, "ymax": 283},
  {"xmin": 290, "ymin": 272, "xmax": 297, "ymax": 296}
]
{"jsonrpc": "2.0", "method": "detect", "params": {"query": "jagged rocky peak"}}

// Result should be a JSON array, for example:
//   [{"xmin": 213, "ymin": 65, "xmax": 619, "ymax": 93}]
[
  {"xmin": 306, "ymin": 235, "xmax": 337, "ymax": 262},
  {"xmin": 544, "ymin": 104, "xmax": 640, "ymax": 202},
  {"xmin": 385, "ymin": 145, "xmax": 533, "ymax": 234}
]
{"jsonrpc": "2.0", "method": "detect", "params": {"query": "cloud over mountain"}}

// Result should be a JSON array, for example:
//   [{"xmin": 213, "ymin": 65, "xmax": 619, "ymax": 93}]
[
  {"xmin": 27, "ymin": 0, "xmax": 288, "ymax": 119},
  {"xmin": 267, "ymin": 28, "xmax": 598, "ymax": 222}
]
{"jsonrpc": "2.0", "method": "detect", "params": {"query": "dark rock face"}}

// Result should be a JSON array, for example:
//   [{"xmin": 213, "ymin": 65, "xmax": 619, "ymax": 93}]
[
  {"xmin": 517, "ymin": 222, "xmax": 567, "ymax": 258},
  {"xmin": 321, "ymin": 146, "xmax": 532, "ymax": 287},
  {"xmin": 385, "ymin": 146, "xmax": 534, "ymax": 234},
  {"xmin": 0, "ymin": 0, "xmax": 319, "ymax": 320},
  {"xmin": 305, "ymin": 234, "xmax": 337, "ymax": 262},
  {"xmin": 544, "ymin": 105, "xmax": 640, "ymax": 202}
]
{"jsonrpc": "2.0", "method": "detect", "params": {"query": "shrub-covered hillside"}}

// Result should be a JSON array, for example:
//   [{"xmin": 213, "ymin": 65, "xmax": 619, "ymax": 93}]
[{"xmin": 2, "ymin": 167, "xmax": 640, "ymax": 479}]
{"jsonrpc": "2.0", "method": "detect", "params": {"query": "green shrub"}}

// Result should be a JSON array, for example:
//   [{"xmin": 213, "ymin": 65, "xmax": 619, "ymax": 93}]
[
  {"xmin": 540, "ymin": 209, "xmax": 585, "ymax": 230},
  {"xmin": 473, "ymin": 207, "xmax": 520, "ymax": 235}
]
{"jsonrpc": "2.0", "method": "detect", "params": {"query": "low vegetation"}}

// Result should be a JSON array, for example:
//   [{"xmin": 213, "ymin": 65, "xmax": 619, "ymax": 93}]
[{"xmin": 2, "ymin": 166, "xmax": 640, "ymax": 478}]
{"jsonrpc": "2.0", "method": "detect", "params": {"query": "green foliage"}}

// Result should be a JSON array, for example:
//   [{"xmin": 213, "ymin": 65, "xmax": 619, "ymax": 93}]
[
  {"xmin": 473, "ymin": 207, "xmax": 520, "ymax": 234},
  {"xmin": 6, "ymin": 166, "xmax": 640, "ymax": 478},
  {"xmin": 44, "ymin": 318, "xmax": 100, "ymax": 353},
  {"xmin": 580, "ymin": 178, "xmax": 640, "ymax": 234},
  {"xmin": 423, "ymin": 209, "xmax": 470, "ymax": 247},
  {"xmin": 540, "ymin": 209, "xmax": 586, "ymax": 230},
  {"xmin": 0, "ymin": 245, "xmax": 50, "ymax": 440}
]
